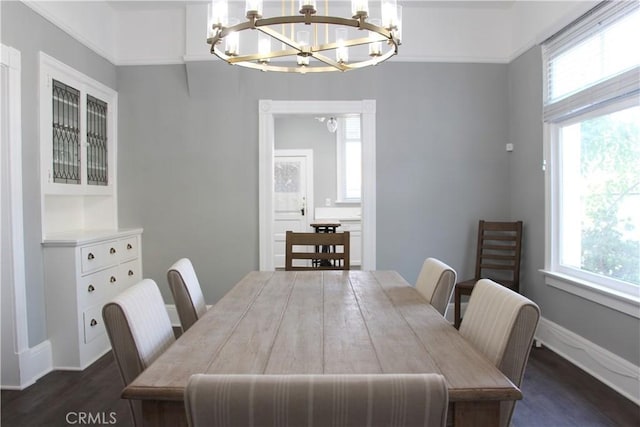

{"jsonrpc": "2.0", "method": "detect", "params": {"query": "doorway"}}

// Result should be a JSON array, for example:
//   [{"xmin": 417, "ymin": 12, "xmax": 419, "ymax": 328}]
[{"xmin": 259, "ymin": 99, "xmax": 377, "ymax": 271}]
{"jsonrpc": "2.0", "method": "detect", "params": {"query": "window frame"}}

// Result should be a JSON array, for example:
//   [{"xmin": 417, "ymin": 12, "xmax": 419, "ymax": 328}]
[
  {"xmin": 336, "ymin": 115, "xmax": 362, "ymax": 203},
  {"xmin": 544, "ymin": 97, "xmax": 640, "ymax": 317},
  {"xmin": 542, "ymin": 3, "xmax": 640, "ymax": 318}
]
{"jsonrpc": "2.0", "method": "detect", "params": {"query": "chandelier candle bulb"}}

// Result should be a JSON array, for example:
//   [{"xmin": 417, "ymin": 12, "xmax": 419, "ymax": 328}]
[
  {"xmin": 296, "ymin": 30, "xmax": 311, "ymax": 66},
  {"xmin": 352, "ymin": 0, "xmax": 369, "ymax": 18},
  {"xmin": 225, "ymin": 18, "xmax": 240, "ymax": 56},
  {"xmin": 299, "ymin": 0, "xmax": 317, "ymax": 14},
  {"xmin": 258, "ymin": 32, "xmax": 271, "ymax": 63},
  {"xmin": 335, "ymin": 28, "xmax": 348, "ymax": 63},
  {"xmin": 368, "ymin": 18, "xmax": 382, "ymax": 56},
  {"xmin": 381, "ymin": 0, "xmax": 397, "ymax": 29},
  {"xmin": 207, "ymin": 3, "xmax": 215, "ymax": 38},
  {"xmin": 245, "ymin": 0, "xmax": 263, "ymax": 19},
  {"xmin": 394, "ymin": 5, "xmax": 403, "ymax": 42},
  {"xmin": 210, "ymin": 0, "xmax": 228, "ymax": 28}
]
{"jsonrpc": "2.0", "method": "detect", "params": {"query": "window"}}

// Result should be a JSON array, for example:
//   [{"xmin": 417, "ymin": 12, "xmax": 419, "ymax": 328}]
[
  {"xmin": 543, "ymin": 1, "xmax": 640, "ymax": 315},
  {"xmin": 336, "ymin": 115, "xmax": 362, "ymax": 202}
]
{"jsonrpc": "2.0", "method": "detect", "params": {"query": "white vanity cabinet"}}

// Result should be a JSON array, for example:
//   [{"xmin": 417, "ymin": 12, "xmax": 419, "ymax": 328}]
[
  {"xmin": 43, "ymin": 229, "xmax": 143, "ymax": 370},
  {"xmin": 340, "ymin": 221, "xmax": 362, "ymax": 267}
]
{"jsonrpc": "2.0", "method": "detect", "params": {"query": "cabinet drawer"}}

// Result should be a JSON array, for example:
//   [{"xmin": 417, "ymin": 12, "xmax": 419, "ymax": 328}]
[
  {"xmin": 83, "ymin": 304, "xmax": 106, "ymax": 344},
  {"xmin": 80, "ymin": 240, "xmax": 119, "ymax": 274},
  {"xmin": 78, "ymin": 268, "xmax": 117, "ymax": 308},
  {"xmin": 119, "ymin": 259, "xmax": 141, "ymax": 290},
  {"xmin": 120, "ymin": 236, "xmax": 139, "ymax": 261},
  {"xmin": 339, "ymin": 222, "xmax": 361, "ymax": 232}
]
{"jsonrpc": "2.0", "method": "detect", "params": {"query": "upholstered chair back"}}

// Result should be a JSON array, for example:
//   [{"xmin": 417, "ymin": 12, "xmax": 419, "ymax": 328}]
[
  {"xmin": 415, "ymin": 257, "xmax": 457, "ymax": 316},
  {"xmin": 102, "ymin": 279, "xmax": 175, "ymax": 426},
  {"xmin": 167, "ymin": 258, "xmax": 207, "ymax": 332},
  {"xmin": 459, "ymin": 278, "xmax": 540, "ymax": 427},
  {"xmin": 184, "ymin": 373, "xmax": 449, "ymax": 427}
]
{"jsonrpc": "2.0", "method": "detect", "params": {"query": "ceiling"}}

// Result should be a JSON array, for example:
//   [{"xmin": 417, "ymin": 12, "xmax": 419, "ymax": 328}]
[{"xmin": 23, "ymin": 0, "xmax": 597, "ymax": 66}]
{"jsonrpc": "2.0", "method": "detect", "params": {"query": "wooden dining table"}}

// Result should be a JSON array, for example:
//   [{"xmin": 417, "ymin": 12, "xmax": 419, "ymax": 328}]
[{"xmin": 123, "ymin": 270, "xmax": 521, "ymax": 426}]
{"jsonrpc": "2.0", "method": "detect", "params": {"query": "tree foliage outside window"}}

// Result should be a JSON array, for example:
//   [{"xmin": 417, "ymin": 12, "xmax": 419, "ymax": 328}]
[{"xmin": 560, "ymin": 106, "xmax": 640, "ymax": 286}]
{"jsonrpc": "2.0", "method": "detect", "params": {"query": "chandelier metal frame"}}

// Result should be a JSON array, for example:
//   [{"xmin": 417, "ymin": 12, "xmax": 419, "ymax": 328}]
[{"xmin": 206, "ymin": 2, "xmax": 402, "ymax": 73}]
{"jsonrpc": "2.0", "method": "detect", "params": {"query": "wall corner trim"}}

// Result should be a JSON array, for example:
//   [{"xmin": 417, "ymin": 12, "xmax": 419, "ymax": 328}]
[{"xmin": 1, "ymin": 340, "xmax": 53, "ymax": 391}]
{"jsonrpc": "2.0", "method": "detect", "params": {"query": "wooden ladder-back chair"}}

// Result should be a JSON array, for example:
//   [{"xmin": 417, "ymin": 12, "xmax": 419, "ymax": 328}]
[
  {"xmin": 285, "ymin": 230, "xmax": 350, "ymax": 271},
  {"xmin": 454, "ymin": 220, "xmax": 523, "ymax": 328}
]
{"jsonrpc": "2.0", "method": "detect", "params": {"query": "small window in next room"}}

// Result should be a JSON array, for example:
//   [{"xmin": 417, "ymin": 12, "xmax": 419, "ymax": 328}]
[
  {"xmin": 336, "ymin": 115, "xmax": 362, "ymax": 203},
  {"xmin": 542, "ymin": 1, "xmax": 640, "ymax": 316}
]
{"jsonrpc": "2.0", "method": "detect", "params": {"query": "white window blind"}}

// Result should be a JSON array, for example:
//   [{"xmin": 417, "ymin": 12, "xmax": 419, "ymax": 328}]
[{"xmin": 543, "ymin": 1, "xmax": 640, "ymax": 122}]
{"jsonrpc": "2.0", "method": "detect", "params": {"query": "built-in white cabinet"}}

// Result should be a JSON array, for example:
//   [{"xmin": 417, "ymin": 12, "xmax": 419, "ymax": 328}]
[
  {"xmin": 38, "ymin": 53, "xmax": 141, "ymax": 370},
  {"xmin": 39, "ymin": 52, "xmax": 118, "ymax": 236},
  {"xmin": 43, "ymin": 229, "xmax": 143, "ymax": 370}
]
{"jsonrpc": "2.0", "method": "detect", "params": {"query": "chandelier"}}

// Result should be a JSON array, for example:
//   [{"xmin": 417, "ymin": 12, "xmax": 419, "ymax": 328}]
[{"xmin": 206, "ymin": 0, "xmax": 403, "ymax": 73}]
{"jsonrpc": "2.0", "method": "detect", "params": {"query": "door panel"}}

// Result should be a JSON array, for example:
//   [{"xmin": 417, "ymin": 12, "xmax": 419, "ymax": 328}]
[{"xmin": 273, "ymin": 152, "xmax": 312, "ymax": 269}]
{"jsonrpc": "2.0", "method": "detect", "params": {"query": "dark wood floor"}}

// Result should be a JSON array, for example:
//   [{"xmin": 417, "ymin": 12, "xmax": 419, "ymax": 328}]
[{"xmin": 1, "ymin": 346, "xmax": 638, "ymax": 426}]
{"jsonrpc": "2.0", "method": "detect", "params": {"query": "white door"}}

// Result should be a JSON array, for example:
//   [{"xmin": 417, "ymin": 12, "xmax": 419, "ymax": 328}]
[{"xmin": 273, "ymin": 150, "xmax": 313, "ymax": 269}]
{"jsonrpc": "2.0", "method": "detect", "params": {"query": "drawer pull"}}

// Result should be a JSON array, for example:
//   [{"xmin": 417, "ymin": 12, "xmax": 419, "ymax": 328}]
[
  {"xmin": 90, "ymin": 319, "xmax": 98, "ymax": 327},
  {"xmin": 128, "ymin": 270, "xmax": 134, "ymax": 276},
  {"xmin": 87, "ymin": 285, "xmax": 95, "ymax": 293},
  {"xmin": 110, "ymin": 247, "xmax": 117, "ymax": 255},
  {"xmin": 87, "ymin": 253, "xmax": 95, "ymax": 260},
  {"xmin": 126, "ymin": 243, "xmax": 133, "ymax": 250},
  {"xmin": 110, "ymin": 276, "xmax": 116, "ymax": 283}
]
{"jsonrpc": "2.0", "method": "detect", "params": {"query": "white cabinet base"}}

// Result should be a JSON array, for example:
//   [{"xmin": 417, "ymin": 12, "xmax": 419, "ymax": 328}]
[{"xmin": 43, "ymin": 228, "xmax": 143, "ymax": 370}]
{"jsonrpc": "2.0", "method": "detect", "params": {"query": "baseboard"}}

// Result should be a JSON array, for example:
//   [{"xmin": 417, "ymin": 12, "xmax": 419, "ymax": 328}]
[
  {"xmin": 445, "ymin": 301, "xmax": 466, "ymax": 324},
  {"xmin": 1, "ymin": 340, "xmax": 53, "ymax": 390},
  {"xmin": 165, "ymin": 304, "xmax": 181, "ymax": 327},
  {"xmin": 165, "ymin": 304, "xmax": 212, "ymax": 329},
  {"xmin": 535, "ymin": 317, "xmax": 640, "ymax": 405}
]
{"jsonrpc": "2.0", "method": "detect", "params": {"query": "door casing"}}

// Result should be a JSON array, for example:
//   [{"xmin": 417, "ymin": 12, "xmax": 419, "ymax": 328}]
[{"xmin": 259, "ymin": 99, "xmax": 376, "ymax": 271}]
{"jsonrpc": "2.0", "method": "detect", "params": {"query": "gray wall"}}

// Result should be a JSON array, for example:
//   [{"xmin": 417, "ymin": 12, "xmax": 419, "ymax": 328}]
[
  {"xmin": 1, "ymin": 2, "xmax": 117, "ymax": 346},
  {"xmin": 507, "ymin": 47, "xmax": 640, "ymax": 365},
  {"xmin": 117, "ymin": 60, "xmax": 511, "ymax": 306},
  {"xmin": 275, "ymin": 116, "xmax": 338, "ymax": 209},
  {"xmin": 4, "ymin": 0, "xmax": 637, "ymax": 369}
]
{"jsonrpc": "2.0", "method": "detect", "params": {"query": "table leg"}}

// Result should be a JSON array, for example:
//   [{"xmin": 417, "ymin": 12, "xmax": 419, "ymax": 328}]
[
  {"xmin": 142, "ymin": 401, "xmax": 187, "ymax": 427},
  {"xmin": 453, "ymin": 401, "xmax": 500, "ymax": 427}
]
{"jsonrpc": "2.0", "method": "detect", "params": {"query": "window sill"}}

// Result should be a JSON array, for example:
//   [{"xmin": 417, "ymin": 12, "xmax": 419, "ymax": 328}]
[{"xmin": 541, "ymin": 270, "xmax": 640, "ymax": 319}]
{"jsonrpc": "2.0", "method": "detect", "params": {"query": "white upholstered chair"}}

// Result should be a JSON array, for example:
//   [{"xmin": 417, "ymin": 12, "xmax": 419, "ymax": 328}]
[
  {"xmin": 184, "ymin": 373, "xmax": 449, "ymax": 427},
  {"xmin": 102, "ymin": 279, "xmax": 176, "ymax": 426},
  {"xmin": 459, "ymin": 278, "xmax": 540, "ymax": 427},
  {"xmin": 415, "ymin": 257, "xmax": 457, "ymax": 317},
  {"xmin": 167, "ymin": 258, "xmax": 207, "ymax": 332}
]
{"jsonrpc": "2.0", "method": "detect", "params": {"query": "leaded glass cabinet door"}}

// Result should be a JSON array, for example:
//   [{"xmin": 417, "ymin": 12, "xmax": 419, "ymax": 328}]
[
  {"xmin": 52, "ymin": 80, "xmax": 81, "ymax": 184},
  {"xmin": 86, "ymin": 95, "xmax": 108, "ymax": 186},
  {"xmin": 41, "ymin": 60, "xmax": 116, "ymax": 196}
]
